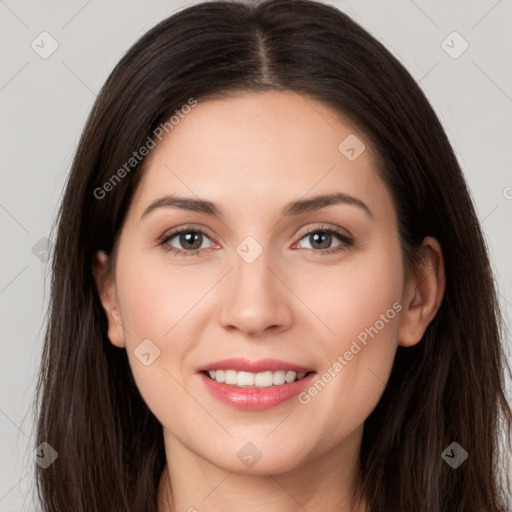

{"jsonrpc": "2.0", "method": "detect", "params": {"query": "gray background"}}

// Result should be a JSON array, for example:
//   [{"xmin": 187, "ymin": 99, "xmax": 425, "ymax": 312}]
[{"xmin": 1, "ymin": 0, "xmax": 511, "ymax": 510}]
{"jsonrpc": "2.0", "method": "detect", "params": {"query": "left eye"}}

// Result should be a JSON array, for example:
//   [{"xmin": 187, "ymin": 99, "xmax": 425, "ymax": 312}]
[{"xmin": 160, "ymin": 228, "xmax": 215, "ymax": 256}]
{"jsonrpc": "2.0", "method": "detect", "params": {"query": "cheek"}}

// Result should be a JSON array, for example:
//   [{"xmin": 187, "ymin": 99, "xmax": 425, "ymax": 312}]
[
  {"xmin": 294, "ymin": 240, "xmax": 403, "ymax": 436},
  {"xmin": 115, "ymin": 248, "xmax": 210, "ymax": 342},
  {"xmin": 295, "ymin": 236, "xmax": 403, "ymax": 350},
  {"xmin": 112, "ymin": 252, "xmax": 207, "ymax": 408}
]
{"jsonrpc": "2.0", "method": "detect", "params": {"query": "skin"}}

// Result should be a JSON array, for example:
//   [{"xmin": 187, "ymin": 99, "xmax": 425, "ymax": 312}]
[{"xmin": 93, "ymin": 90, "xmax": 445, "ymax": 512}]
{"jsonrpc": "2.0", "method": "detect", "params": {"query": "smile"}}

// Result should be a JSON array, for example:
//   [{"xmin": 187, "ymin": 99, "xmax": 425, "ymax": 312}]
[
  {"xmin": 202, "ymin": 369, "xmax": 312, "ymax": 387},
  {"xmin": 197, "ymin": 357, "xmax": 317, "ymax": 410}
]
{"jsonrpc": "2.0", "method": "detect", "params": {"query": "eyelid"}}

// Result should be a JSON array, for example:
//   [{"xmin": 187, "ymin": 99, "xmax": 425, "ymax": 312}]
[
  {"xmin": 158, "ymin": 223, "xmax": 218, "ymax": 244},
  {"xmin": 295, "ymin": 223, "xmax": 353, "ymax": 241}
]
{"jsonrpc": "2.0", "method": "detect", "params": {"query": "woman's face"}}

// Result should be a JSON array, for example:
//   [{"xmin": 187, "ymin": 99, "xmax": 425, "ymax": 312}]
[{"xmin": 95, "ymin": 90, "xmax": 417, "ymax": 476}]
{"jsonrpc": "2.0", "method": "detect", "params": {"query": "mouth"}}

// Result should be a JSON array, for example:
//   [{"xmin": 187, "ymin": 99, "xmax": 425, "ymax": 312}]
[
  {"xmin": 200, "ymin": 369, "xmax": 314, "ymax": 387},
  {"xmin": 197, "ymin": 358, "xmax": 317, "ymax": 410}
]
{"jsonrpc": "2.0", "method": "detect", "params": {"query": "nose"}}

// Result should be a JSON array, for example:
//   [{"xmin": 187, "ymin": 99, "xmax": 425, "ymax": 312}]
[{"xmin": 218, "ymin": 247, "xmax": 293, "ymax": 336}]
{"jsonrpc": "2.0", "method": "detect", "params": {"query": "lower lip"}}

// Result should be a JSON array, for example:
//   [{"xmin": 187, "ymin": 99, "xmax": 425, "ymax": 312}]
[{"xmin": 199, "ymin": 372, "xmax": 316, "ymax": 410}]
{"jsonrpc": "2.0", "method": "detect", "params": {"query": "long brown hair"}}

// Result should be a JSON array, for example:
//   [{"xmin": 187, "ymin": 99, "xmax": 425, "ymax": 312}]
[{"xmin": 33, "ymin": 0, "xmax": 512, "ymax": 510}]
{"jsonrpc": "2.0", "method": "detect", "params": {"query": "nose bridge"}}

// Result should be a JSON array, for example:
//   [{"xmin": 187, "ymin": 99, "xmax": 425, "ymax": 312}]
[{"xmin": 218, "ymin": 235, "xmax": 292, "ymax": 334}]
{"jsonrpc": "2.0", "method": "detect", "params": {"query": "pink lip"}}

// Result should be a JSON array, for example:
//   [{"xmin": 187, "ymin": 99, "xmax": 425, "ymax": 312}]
[
  {"xmin": 196, "ymin": 357, "xmax": 314, "ymax": 373},
  {"xmin": 199, "ymin": 372, "xmax": 316, "ymax": 410},
  {"xmin": 196, "ymin": 357, "xmax": 316, "ymax": 411}
]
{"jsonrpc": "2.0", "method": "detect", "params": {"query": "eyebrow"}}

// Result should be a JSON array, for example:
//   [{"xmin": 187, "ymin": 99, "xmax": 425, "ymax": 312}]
[{"xmin": 140, "ymin": 192, "xmax": 374, "ymax": 221}]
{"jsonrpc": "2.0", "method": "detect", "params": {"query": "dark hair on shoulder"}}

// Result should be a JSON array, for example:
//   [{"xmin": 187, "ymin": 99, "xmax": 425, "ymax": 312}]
[{"xmin": 33, "ymin": 0, "xmax": 512, "ymax": 510}]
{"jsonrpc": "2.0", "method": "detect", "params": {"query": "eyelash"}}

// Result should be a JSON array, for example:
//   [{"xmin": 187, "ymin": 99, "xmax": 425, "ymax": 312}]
[{"xmin": 158, "ymin": 224, "xmax": 353, "ymax": 257}]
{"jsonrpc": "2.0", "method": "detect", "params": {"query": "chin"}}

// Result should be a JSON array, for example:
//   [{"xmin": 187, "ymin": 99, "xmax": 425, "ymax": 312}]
[{"xmin": 204, "ymin": 439, "xmax": 310, "ymax": 476}]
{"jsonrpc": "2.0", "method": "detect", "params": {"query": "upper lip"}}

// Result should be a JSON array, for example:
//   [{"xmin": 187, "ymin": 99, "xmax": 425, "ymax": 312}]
[{"xmin": 197, "ymin": 357, "xmax": 315, "ymax": 374}]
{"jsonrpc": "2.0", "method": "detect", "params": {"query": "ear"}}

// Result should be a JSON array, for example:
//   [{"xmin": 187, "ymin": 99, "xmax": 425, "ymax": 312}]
[
  {"xmin": 398, "ymin": 236, "xmax": 446, "ymax": 347},
  {"xmin": 92, "ymin": 250, "xmax": 126, "ymax": 348}
]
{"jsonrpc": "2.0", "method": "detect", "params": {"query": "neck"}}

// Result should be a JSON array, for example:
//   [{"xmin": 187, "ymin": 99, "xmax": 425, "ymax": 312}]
[{"xmin": 157, "ymin": 426, "xmax": 368, "ymax": 512}]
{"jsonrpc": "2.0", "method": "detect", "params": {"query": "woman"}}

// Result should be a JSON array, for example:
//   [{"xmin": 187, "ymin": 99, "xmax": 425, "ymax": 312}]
[{"xmin": 33, "ymin": 0, "xmax": 512, "ymax": 510}]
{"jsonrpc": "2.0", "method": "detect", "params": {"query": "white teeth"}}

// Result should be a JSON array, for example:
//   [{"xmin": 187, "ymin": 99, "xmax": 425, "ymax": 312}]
[
  {"xmin": 206, "ymin": 369, "xmax": 310, "ymax": 387},
  {"xmin": 225, "ymin": 370, "xmax": 237, "ymax": 385},
  {"xmin": 273, "ymin": 371, "xmax": 286, "ymax": 385},
  {"xmin": 255, "ymin": 371, "xmax": 273, "ymax": 387},
  {"xmin": 285, "ymin": 371, "xmax": 297, "ymax": 383},
  {"xmin": 237, "ymin": 371, "xmax": 255, "ymax": 386}
]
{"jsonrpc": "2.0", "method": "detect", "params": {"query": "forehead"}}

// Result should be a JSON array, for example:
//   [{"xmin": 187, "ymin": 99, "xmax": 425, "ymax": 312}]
[{"xmin": 128, "ymin": 90, "xmax": 393, "ymax": 224}]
